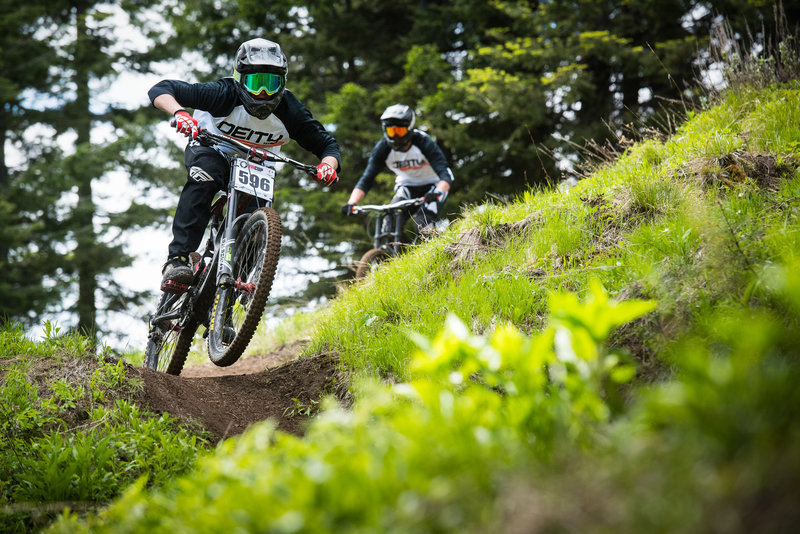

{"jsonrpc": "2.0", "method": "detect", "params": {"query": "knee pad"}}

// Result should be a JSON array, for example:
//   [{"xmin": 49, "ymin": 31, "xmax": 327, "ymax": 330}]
[{"xmin": 392, "ymin": 185, "xmax": 412, "ymax": 202}]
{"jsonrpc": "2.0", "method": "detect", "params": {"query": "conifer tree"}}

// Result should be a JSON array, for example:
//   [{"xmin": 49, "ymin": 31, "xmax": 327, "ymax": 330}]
[
  {"xmin": 1, "ymin": 1, "xmax": 183, "ymax": 338},
  {"xmin": 0, "ymin": 1, "xmax": 71, "ymax": 324}
]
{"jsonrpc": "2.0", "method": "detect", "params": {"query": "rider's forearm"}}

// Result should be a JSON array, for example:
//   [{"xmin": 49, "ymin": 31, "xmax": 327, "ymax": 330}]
[
  {"xmin": 436, "ymin": 180, "xmax": 451, "ymax": 194},
  {"xmin": 321, "ymin": 155, "xmax": 339, "ymax": 171},
  {"xmin": 153, "ymin": 94, "xmax": 186, "ymax": 116},
  {"xmin": 347, "ymin": 188, "xmax": 366, "ymax": 205}
]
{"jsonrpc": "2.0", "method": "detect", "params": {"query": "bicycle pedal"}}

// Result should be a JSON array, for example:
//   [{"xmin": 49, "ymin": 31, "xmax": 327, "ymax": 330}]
[{"xmin": 160, "ymin": 280, "xmax": 190, "ymax": 294}]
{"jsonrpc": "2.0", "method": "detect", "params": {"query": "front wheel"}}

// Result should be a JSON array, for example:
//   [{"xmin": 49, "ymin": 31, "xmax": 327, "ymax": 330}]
[
  {"xmin": 355, "ymin": 248, "xmax": 390, "ymax": 279},
  {"xmin": 144, "ymin": 292, "xmax": 197, "ymax": 375},
  {"xmin": 207, "ymin": 207, "xmax": 281, "ymax": 366}
]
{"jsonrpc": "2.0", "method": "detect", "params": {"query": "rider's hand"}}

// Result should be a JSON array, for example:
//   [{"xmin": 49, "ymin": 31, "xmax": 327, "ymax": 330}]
[
  {"xmin": 173, "ymin": 110, "xmax": 198, "ymax": 139},
  {"xmin": 341, "ymin": 203, "xmax": 355, "ymax": 216},
  {"xmin": 424, "ymin": 188, "xmax": 443, "ymax": 203},
  {"xmin": 315, "ymin": 162, "xmax": 338, "ymax": 186}
]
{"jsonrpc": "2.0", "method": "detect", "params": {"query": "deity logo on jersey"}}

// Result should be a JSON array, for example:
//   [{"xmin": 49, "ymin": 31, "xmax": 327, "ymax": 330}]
[
  {"xmin": 217, "ymin": 121, "xmax": 285, "ymax": 145},
  {"xmin": 392, "ymin": 158, "xmax": 428, "ymax": 171}
]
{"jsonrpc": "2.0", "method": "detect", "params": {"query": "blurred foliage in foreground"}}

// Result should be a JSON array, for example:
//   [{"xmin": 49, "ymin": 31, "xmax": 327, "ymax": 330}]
[{"xmin": 52, "ymin": 265, "xmax": 800, "ymax": 532}]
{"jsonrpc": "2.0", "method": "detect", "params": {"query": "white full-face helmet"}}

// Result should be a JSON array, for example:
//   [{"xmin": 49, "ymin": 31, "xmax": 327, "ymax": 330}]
[
  {"xmin": 232, "ymin": 38, "xmax": 288, "ymax": 119},
  {"xmin": 380, "ymin": 104, "xmax": 415, "ymax": 150}
]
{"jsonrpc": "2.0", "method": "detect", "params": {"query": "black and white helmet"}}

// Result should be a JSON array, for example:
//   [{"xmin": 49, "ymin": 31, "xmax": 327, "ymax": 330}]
[
  {"xmin": 381, "ymin": 104, "xmax": 415, "ymax": 150},
  {"xmin": 232, "ymin": 38, "xmax": 288, "ymax": 119}
]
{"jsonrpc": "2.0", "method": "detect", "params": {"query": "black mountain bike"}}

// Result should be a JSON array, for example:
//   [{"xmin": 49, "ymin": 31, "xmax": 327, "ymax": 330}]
[
  {"xmin": 144, "ymin": 129, "xmax": 322, "ymax": 375},
  {"xmin": 350, "ymin": 197, "xmax": 424, "ymax": 279}
]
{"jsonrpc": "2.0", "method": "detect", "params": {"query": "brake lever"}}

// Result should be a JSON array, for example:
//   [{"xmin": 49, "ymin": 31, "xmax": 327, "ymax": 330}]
[{"xmin": 247, "ymin": 146, "xmax": 270, "ymax": 165}]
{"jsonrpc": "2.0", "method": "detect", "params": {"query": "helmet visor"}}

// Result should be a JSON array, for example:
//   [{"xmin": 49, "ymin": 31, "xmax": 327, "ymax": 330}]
[
  {"xmin": 240, "ymin": 72, "xmax": 284, "ymax": 96},
  {"xmin": 385, "ymin": 126, "xmax": 408, "ymax": 138}
]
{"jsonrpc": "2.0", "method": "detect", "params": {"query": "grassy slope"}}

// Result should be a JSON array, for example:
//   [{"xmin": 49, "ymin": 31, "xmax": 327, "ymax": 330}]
[
  {"xmin": 11, "ymin": 82, "xmax": 800, "ymax": 532},
  {"xmin": 311, "ymin": 83, "xmax": 800, "ymax": 382}
]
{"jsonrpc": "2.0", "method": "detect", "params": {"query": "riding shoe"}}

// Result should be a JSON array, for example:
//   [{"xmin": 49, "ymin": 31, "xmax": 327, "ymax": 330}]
[{"xmin": 161, "ymin": 255, "xmax": 194, "ymax": 286}]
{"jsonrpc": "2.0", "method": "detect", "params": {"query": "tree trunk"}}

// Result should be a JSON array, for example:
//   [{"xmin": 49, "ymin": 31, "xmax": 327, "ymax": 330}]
[
  {"xmin": 74, "ymin": 7, "xmax": 98, "ymax": 336},
  {"xmin": 0, "ymin": 110, "xmax": 8, "ymax": 265}
]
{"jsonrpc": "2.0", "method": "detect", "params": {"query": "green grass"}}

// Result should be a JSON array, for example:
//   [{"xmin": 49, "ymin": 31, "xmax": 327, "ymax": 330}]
[{"xmin": 0, "ymin": 325, "xmax": 211, "ymax": 533}]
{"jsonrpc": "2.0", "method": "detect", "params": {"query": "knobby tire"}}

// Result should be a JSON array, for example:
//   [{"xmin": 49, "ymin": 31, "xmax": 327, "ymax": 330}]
[
  {"xmin": 355, "ymin": 248, "xmax": 390, "ymax": 279},
  {"xmin": 207, "ymin": 207, "xmax": 281, "ymax": 366},
  {"xmin": 166, "ymin": 319, "xmax": 198, "ymax": 375}
]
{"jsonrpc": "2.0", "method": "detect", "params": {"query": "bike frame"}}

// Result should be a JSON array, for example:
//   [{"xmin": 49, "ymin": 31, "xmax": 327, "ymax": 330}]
[
  {"xmin": 147, "ymin": 172, "xmax": 250, "ymax": 332},
  {"xmin": 355, "ymin": 197, "xmax": 424, "ymax": 257}
]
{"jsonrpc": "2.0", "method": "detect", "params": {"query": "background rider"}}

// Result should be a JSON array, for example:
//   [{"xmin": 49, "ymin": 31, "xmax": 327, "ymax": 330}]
[{"xmin": 341, "ymin": 104, "xmax": 453, "ymax": 240}]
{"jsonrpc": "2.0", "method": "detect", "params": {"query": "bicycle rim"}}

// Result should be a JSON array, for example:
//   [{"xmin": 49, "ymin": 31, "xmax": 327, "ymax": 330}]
[
  {"xmin": 144, "ymin": 292, "xmax": 197, "ymax": 375},
  {"xmin": 207, "ymin": 207, "xmax": 281, "ymax": 366}
]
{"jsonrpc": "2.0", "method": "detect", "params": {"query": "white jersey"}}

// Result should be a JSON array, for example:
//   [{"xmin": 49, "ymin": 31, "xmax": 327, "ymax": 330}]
[
  {"xmin": 148, "ymin": 77, "xmax": 340, "ymax": 164},
  {"xmin": 194, "ymin": 107, "xmax": 290, "ymax": 158},
  {"xmin": 383, "ymin": 143, "xmax": 442, "ymax": 187}
]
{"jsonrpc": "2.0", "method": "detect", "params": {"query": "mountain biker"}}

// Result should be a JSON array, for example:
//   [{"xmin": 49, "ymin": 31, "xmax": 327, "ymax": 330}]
[
  {"xmin": 341, "ymin": 104, "xmax": 453, "ymax": 239},
  {"xmin": 148, "ymin": 38, "xmax": 341, "ymax": 292}
]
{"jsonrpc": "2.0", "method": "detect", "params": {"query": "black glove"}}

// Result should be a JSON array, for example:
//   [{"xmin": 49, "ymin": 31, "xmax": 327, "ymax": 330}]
[
  {"xmin": 341, "ymin": 203, "xmax": 355, "ymax": 216},
  {"xmin": 423, "ymin": 189, "xmax": 443, "ymax": 203}
]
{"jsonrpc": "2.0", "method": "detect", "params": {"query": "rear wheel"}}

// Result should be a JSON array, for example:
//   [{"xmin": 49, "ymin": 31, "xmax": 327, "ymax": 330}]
[
  {"xmin": 207, "ymin": 207, "xmax": 281, "ymax": 366},
  {"xmin": 144, "ymin": 292, "xmax": 197, "ymax": 375},
  {"xmin": 355, "ymin": 248, "xmax": 390, "ymax": 279}
]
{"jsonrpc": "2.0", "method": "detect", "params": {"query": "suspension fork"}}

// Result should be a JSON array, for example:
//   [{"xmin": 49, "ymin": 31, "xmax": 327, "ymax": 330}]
[
  {"xmin": 373, "ymin": 214, "xmax": 383, "ymax": 249},
  {"xmin": 393, "ymin": 209, "xmax": 406, "ymax": 256},
  {"xmin": 216, "ymin": 186, "xmax": 264, "ymax": 291},
  {"xmin": 217, "ymin": 188, "xmax": 243, "ymax": 288}
]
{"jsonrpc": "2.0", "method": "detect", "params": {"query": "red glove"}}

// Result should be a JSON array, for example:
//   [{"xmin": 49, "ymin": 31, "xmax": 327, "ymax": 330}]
[
  {"xmin": 316, "ymin": 162, "xmax": 338, "ymax": 186},
  {"xmin": 173, "ymin": 110, "xmax": 198, "ymax": 139}
]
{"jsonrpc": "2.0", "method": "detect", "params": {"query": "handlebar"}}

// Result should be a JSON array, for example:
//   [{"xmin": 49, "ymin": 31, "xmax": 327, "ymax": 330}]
[
  {"xmin": 351, "ymin": 197, "xmax": 425, "ymax": 215},
  {"xmin": 195, "ymin": 130, "xmax": 319, "ymax": 177},
  {"xmin": 169, "ymin": 119, "xmax": 320, "ymax": 178}
]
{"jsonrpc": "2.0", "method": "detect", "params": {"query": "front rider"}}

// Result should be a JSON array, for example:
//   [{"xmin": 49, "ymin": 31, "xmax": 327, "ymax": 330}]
[
  {"xmin": 341, "ymin": 104, "xmax": 453, "ymax": 239},
  {"xmin": 148, "ymin": 38, "xmax": 341, "ymax": 292}
]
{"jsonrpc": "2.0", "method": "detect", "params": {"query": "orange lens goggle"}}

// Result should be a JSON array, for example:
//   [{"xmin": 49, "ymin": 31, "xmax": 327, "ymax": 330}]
[{"xmin": 385, "ymin": 126, "xmax": 408, "ymax": 137}]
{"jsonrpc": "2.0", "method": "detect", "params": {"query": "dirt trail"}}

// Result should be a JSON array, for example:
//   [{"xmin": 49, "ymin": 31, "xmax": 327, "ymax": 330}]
[
  {"xmin": 127, "ymin": 341, "xmax": 345, "ymax": 442},
  {"xmin": 179, "ymin": 340, "xmax": 304, "ymax": 378}
]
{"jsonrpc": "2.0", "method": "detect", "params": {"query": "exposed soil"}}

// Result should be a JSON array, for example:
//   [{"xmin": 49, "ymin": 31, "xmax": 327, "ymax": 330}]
[{"xmin": 126, "ymin": 340, "xmax": 348, "ymax": 443}]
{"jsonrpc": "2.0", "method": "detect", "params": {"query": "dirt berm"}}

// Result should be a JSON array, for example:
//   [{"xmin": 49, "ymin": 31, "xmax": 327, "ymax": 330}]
[{"xmin": 128, "ymin": 340, "xmax": 347, "ymax": 442}]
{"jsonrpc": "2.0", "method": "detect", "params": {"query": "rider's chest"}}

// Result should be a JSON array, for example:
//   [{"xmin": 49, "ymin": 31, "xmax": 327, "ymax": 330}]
[
  {"xmin": 214, "ymin": 108, "xmax": 289, "ymax": 148},
  {"xmin": 386, "ymin": 146, "xmax": 431, "ymax": 174}
]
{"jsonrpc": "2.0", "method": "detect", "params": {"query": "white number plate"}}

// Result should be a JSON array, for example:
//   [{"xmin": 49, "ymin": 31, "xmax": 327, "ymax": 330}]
[{"xmin": 233, "ymin": 157, "xmax": 275, "ymax": 201}]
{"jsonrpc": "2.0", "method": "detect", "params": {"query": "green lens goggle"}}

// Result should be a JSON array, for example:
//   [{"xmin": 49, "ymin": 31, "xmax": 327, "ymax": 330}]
[{"xmin": 237, "ymin": 71, "xmax": 284, "ymax": 96}]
